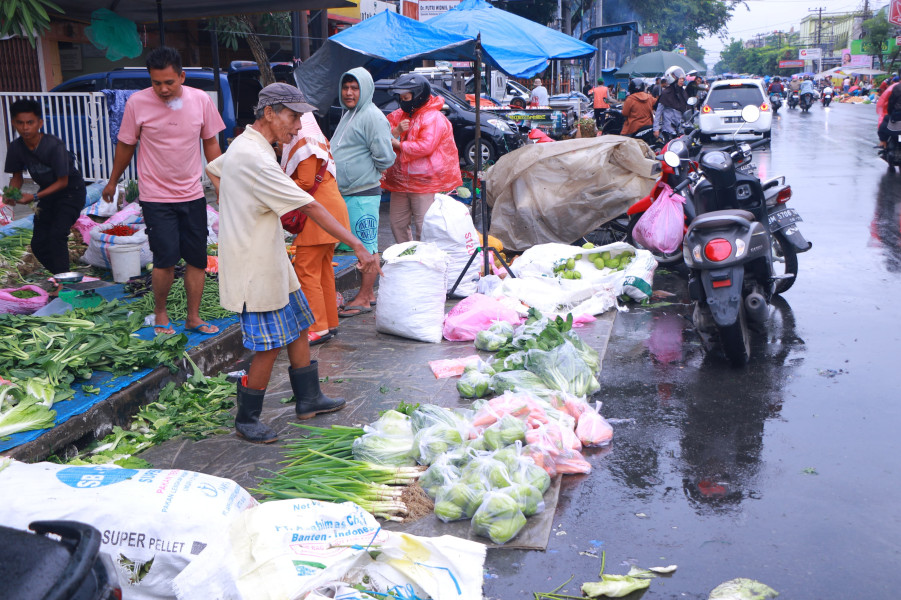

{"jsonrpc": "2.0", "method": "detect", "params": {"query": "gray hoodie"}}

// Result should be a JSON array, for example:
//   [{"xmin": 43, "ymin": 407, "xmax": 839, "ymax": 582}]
[{"xmin": 331, "ymin": 67, "xmax": 396, "ymax": 196}]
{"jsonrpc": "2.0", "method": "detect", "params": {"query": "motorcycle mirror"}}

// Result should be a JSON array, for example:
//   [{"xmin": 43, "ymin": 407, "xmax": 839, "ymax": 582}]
[
  {"xmin": 741, "ymin": 104, "xmax": 761, "ymax": 123},
  {"xmin": 663, "ymin": 150, "xmax": 682, "ymax": 168},
  {"xmin": 687, "ymin": 97, "xmax": 698, "ymax": 106}
]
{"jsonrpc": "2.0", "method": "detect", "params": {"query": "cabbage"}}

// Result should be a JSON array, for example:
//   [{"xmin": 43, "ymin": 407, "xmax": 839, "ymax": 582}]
[
  {"xmin": 371, "ymin": 410, "xmax": 413, "ymax": 437},
  {"xmin": 434, "ymin": 481, "xmax": 486, "ymax": 521},
  {"xmin": 419, "ymin": 460, "xmax": 460, "ymax": 499},
  {"xmin": 471, "ymin": 492, "xmax": 527, "ymax": 544},
  {"xmin": 501, "ymin": 483, "xmax": 545, "ymax": 516},
  {"xmin": 511, "ymin": 460, "xmax": 552, "ymax": 494},
  {"xmin": 482, "ymin": 414, "xmax": 527, "ymax": 450},
  {"xmin": 524, "ymin": 342, "xmax": 600, "ymax": 397},
  {"xmin": 708, "ymin": 578, "xmax": 779, "ymax": 600},
  {"xmin": 489, "ymin": 370, "xmax": 550, "ymax": 395},
  {"xmin": 457, "ymin": 370, "xmax": 491, "ymax": 398},
  {"xmin": 581, "ymin": 575, "xmax": 651, "ymax": 598},
  {"xmin": 414, "ymin": 424, "xmax": 464, "ymax": 465},
  {"xmin": 0, "ymin": 399, "xmax": 56, "ymax": 438},
  {"xmin": 410, "ymin": 404, "xmax": 469, "ymax": 433}
]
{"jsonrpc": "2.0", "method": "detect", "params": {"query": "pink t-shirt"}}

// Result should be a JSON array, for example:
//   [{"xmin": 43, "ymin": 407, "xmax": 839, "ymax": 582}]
[{"xmin": 118, "ymin": 86, "xmax": 225, "ymax": 203}]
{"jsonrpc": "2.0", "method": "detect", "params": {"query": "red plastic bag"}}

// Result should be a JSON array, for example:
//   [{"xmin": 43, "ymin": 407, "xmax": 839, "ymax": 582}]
[{"xmin": 631, "ymin": 184, "xmax": 686, "ymax": 254}]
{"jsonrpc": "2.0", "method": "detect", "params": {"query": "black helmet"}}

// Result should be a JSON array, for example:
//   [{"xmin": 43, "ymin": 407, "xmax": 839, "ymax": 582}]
[
  {"xmin": 390, "ymin": 73, "xmax": 431, "ymax": 114},
  {"xmin": 628, "ymin": 78, "xmax": 646, "ymax": 94}
]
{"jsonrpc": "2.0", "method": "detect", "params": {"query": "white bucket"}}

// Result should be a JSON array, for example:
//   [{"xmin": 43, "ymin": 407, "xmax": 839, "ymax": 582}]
[{"xmin": 108, "ymin": 244, "xmax": 142, "ymax": 283}]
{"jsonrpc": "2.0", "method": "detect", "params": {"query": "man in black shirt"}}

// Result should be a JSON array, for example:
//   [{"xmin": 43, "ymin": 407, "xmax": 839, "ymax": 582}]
[{"xmin": 3, "ymin": 99, "xmax": 86, "ymax": 275}]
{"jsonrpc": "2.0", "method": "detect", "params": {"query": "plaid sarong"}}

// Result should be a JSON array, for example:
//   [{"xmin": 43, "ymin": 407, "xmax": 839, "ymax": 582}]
[{"xmin": 240, "ymin": 289, "xmax": 314, "ymax": 351}]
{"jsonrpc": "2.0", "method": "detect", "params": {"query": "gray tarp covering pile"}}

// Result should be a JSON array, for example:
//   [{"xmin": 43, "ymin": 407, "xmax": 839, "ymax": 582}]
[{"xmin": 485, "ymin": 136, "xmax": 659, "ymax": 252}]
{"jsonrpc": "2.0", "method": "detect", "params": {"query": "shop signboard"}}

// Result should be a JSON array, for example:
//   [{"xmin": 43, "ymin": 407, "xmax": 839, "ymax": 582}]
[
  {"xmin": 799, "ymin": 48, "xmax": 822, "ymax": 60},
  {"xmin": 638, "ymin": 33, "xmax": 658, "ymax": 47},
  {"xmin": 890, "ymin": 0, "xmax": 901, "ymax": 26},
  {"xmin": 418, "ymin": 0, "xmax": 461, "ymax": 20},
  {"xmin": 778, "ymin": 60, "xmax": 804, "ymax": 68}
]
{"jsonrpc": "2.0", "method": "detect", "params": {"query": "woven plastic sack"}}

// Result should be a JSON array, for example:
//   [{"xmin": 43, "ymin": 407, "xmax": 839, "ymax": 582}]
[
  {"xmin": 105, "ymin": 201, "xmax": 144, "ymax": 226},
  {"xmin": 82, "ymin": 222, "xmax": 152, "ymax": 269},
  {"xmin": 421, "ymin": 193, "xmax": 480, "ymax": 296},
  {"xmin": 0, "ymin": 204, "xmax": 13, "ymax": 226},
  {"xmin": 0, "ymin": 285, "xmax": 50, "ymax": 314},
  {"xmin": 375, "ymin": 241, "xmax": 449, "ymax": 343},
  {"xmin": 631, "ymin": 183, "xmax": 686, "ymax": 254},
  {"xmin": 84, "ymin": 180, "xmax": 105, "ymax": 207}
]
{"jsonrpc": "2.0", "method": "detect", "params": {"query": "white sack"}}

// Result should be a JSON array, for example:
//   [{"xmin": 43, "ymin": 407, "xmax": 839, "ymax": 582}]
[{"xmin": 421, "ymin": 193, "xmax": 480, "ymax": 297}]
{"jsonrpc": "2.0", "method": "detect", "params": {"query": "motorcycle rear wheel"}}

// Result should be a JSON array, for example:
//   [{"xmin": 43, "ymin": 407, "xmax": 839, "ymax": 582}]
[
  {"xmin": 771, "ymin": 231, "xmax": 799, "ymax": 294},
  {"xmin": 718, "ymin": 302, "xmax": 751, "ymax": 367},
  {"xmin": 627, "ymin": 213, "xmax": 684, "ymax": 265}
]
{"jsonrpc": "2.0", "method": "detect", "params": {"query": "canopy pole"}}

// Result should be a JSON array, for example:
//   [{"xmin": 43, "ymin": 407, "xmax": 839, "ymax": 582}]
[
  {"xmin": 157, "ymin": 0, "xmax": 165, "ymax": 46},
  {"xmin": 474, "ymin": 35, "xmax": 489, "ymax": 278},
  {"xmin": 211, "ymin": 29, "xmax": 224, "ymax": 147}
]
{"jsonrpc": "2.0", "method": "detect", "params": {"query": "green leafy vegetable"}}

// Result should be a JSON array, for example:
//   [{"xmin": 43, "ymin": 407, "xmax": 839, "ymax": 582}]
[
  {"xmin": 471, "ymin": 491, "xmax": 527, "ymax": 544},
  {"xmin": 0, "ymin": 398, "xmax": 56, "ymax": 438},
  {"xmin": 2, "ymin": 186, "xmax": 22, "ymax": 201}
]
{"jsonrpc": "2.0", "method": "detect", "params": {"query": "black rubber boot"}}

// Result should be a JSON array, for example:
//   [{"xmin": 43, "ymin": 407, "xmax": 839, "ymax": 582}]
[
  {"xmin": 290, "ymin": 360, "xmax": 346, "ymax": 420},
  {"xmin": 235, "ymin": 383, "xmax": 278, "ymax": 443}
]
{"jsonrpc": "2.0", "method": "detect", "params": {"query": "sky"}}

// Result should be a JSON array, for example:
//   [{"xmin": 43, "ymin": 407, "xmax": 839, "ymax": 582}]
[{"xmin": 699, "ymin": 0, "xmax": 882, "ymax": 69}]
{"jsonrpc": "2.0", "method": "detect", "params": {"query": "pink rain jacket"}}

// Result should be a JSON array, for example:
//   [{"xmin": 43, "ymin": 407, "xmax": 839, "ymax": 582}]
[{"xmin": 382, "ymin": 95, "xmax": 463, "ymax": 193}]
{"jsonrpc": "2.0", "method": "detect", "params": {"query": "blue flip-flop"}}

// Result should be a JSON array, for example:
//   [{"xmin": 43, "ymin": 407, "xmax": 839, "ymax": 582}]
[
  {"xmin": 185, "ymin": 321, "xmax": 219, "ymax": 335},
  {"xmin": 152, "ymin": 321, "xmax": 177, "ymax": 335}
]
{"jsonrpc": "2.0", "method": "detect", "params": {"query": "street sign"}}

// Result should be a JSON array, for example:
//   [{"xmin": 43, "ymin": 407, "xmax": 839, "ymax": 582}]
[
  {"xmin": 896, "ymin": 35, "xmax": 901, "ymax": 46},
  {"xmin": 638, "ymin": 33, "xmax": 658, "ymax": 47},
  {"xmin": 799, "ymin": 48, "xmax": 822, "ymax": 59},
  {"xmin": 891, "ymin": 0, "xmax": 901, "ymax": 26},
  {"xmin": 779, "ymin": 60, "xmax": 805, "ymax": 68}
]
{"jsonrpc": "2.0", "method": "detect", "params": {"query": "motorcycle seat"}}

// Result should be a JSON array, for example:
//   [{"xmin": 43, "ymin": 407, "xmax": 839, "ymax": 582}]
[{"xmin": 690, "ymin": 209, "xmax": 755, "ymax": 230}]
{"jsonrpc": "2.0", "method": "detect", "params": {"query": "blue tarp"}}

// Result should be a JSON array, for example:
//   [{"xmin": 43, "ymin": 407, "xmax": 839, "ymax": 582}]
[
  {"xmin": 296, "ymin": 3, "xmax": 595, "ymax": 114},
  {"xmin": 429, "ymin": 0, "xmax": 595, "ymax": 78}
]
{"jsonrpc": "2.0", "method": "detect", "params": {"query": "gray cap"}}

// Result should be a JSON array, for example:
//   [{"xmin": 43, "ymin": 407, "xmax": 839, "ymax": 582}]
[{"xmin": 255, "ymin": 82, "xmax": 316, "ymax": 114}]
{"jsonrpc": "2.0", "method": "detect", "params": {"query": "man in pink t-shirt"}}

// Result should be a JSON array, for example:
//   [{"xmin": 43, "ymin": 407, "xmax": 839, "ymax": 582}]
[{"xmin": 102, "ymin": 46, "xmax": 225, "ymax": 335}]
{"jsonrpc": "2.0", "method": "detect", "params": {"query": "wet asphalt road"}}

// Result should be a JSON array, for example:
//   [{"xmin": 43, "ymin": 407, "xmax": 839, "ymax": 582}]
[{"xmin": 483, "ymin": 102, "xmax": 901, "ymax": 599}]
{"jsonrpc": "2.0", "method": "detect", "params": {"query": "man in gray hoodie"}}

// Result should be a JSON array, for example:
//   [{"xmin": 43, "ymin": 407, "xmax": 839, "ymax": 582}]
[{"xmin": 331, "ymin": 67, "xmax": 396, "ymax": 317}]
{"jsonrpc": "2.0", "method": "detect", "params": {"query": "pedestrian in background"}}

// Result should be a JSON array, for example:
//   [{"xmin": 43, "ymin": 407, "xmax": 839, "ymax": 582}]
[
  {"xmin": 3, "ymin": 99, "xmax": 86, "ymax": 275},
  {"xmin": 282, "ymin": 114, "xmax": 349, "ymax": 346},
  {"xmin": 205, "ymin": 83, "xmax": 380, "ymax": 443},
  {"xmin": 590, "ymin": 77, "xmax": 615, "ymax": 127},
  {"xmin": 103, "ymin": 46, "xmax": 224, "ymax": 336},
  {"xmin": 382, "ymin": 74, "xmax": 462, "ymax": 244},
  {"xmin": 530, "ymin": 78, "xmax": 549, "ymax": 106},
  {"xmin": 331, "ymin": 67, "xmax": 396, "ymax": 319}
]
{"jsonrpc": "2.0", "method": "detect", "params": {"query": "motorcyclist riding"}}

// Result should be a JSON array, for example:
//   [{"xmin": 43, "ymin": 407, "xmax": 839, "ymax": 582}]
[
  {"xmin": 621, "ymin": 78, "xmax": 655, "ymax": 137},
  {"xmin": 767, "ymin": 77, "xmax": 785, "ymax": 96},
  {"xmin": 654, "ymin": 66, "xmax": 689, "ymax": 140},
  {"xmin": 800, "ymin": 76, "xmax": 816, "ymax": 108}
]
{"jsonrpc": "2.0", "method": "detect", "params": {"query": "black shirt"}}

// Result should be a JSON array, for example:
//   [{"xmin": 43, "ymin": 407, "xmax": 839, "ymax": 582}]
[{"xmin": 4, "ymin": 133, "xmax": 84, "ymax": 194}]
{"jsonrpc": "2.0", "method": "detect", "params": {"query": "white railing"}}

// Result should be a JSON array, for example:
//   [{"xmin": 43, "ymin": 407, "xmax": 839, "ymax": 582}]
[
  {"xmin": 0, "ymin": 92, "xmax": 137, "ymax": 183},
  {"xmin": 1, "ymin": 91, "xmax": 213, "ymax": 187}
]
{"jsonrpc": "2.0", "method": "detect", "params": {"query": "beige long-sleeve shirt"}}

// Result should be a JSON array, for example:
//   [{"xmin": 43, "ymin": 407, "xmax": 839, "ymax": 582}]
[{"xmin": 206, "ymin": 126, "xmax": 313, "ymax": 312}]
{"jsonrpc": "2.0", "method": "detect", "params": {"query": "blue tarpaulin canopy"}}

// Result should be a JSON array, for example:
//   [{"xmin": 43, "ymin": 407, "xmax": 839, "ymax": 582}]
[
  {"xmin": 295, "ymin": 10, "xmax": 476, "ymax": 113},
  {"xmin": 295, "ymin": 1, "xmax": 596, "ymax": 113},
  {"xmin": 429, "ymin": 0, "xmax": 595, "ymax": 78}
]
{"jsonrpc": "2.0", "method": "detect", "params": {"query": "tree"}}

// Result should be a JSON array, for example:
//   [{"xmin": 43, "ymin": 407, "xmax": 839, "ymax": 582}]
[
  {"xmin": 207, "ymin": 13, "xmax": 291, "ymax": 86},
  {"xmin": 0, "ymin": 0, "xmax": 62, "ymax": 47},
  {"xmin": 622, "ymin": 0, "xmax": 736, "ymax": 55},
  {"xmin": 497, "ymin": 0, "xmax": 559, "ymax": 26},
  {"xmin": 715, "ymin": 38, "xmax": 800, "ymax": 75},
  {"xmin": 862, "ymin": 12, "xmax": 891, "ymax": 69},
  {"xmin": 684, "ymin": 39, "xmax": 706, "ymax": 64}
]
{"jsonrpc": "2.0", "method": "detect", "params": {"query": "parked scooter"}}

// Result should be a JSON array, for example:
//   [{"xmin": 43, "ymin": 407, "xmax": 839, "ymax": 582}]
[
  {"xmin": 769, "ymin": 93, "xmax": 783, "ymax": 114},
  {"xmin": 669, "ymin": 105, "xmax": 812, "ymax": 366},
  {"xmin": 787, "ymin": 91, "xmax": 800, "ymax": 109},
  {"xmin": 821, "ymin": 87, "xmax": 834, "ymax": 107}
]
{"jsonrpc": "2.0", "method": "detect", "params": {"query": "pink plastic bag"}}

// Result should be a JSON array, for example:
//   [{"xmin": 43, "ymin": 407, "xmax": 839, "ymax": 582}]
[
  {"xmin": 631, "ymin": 184, "xmax": 686, "ymax": 255},
  {"xmin": 442, "ymin": 293, "xmax": 521, "ymax": 341},
  {"xmin": 0, "ymin": 285, "xmax": 50, "ymax": 314},
  {"xmin": 73, "ymin": 215, "xmax": 98, "ymax": 245}
]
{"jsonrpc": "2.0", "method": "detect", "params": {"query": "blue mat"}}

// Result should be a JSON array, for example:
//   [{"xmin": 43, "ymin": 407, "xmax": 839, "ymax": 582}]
[
  {"xmin": 332, "ymin": 254, "xmax": 358, "ymax": 274},
  {"xmin": 0, "ymin": 291, "xmax": 239, "ymax": 453}
]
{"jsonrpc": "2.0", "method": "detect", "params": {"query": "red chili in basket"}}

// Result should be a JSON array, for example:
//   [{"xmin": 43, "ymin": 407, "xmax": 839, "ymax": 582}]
[{"xmin": 105, "ymin": 225, "xmax": 136, "ymax": 237}]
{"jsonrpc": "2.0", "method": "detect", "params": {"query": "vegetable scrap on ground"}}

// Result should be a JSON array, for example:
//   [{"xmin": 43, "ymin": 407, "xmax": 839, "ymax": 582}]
[{"xmin": 258, "ymin": 308, "xmax": 614, "ymax": 546}]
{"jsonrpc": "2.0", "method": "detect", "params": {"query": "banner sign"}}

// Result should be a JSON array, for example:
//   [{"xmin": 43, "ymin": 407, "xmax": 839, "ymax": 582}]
[
  {"xmin": 638, "ymin": 33, "xmax": 658, "ymax": 47},
  {"xmin": 418, "ymin": 0, "xmax": 460, "ymax": 20},
  {"xmin": 799, "ymin": 48, "xmax": 822, "ymax": 59},
  {"xmin": 778, "ymin": 60, "xmax": 804, "ymax": 68}
]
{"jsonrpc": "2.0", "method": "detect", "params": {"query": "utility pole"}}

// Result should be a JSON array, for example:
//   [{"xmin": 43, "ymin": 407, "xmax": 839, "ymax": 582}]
[{"xmin": 809, "ymin": 6, "xmax": 825, "ymax": 73}]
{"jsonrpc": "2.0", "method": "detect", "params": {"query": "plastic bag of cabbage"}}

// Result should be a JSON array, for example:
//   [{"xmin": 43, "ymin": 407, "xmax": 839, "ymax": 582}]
[
  {"xmin": 352, "ymin": 410, "xmax": 417, "ymax": 466},
  {"xmin": 475, "ymin": 321, "xmax": 515, "ymax": 352},
  {"xmin": 457, "ymin": 369, "xmax": 492, "ymax": 399},
  {"xmin": 471, "ymin": 491, "xmax": 528, "ymax": 544},
  {"xmin": 524, "ymin": 341, "xmax": 600, "ymax": 397}
]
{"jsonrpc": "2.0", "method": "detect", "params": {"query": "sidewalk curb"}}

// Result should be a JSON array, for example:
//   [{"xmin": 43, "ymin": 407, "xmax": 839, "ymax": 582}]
[{"xmin": 6, "ymin": 323, "xmax": 247, "ymax": 463}]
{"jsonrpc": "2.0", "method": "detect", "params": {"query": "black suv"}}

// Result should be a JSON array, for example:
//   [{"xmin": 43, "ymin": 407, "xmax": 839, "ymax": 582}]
[{"xmin": 322, "ymin": 79, "xmax": 525, "ymax": 167}]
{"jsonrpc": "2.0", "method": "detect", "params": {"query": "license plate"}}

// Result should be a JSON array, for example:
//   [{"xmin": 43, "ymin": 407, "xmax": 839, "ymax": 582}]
[
  {"xmin": 724, "ymin": 116, "xmax": 742, "ymax": 123},
  {"xmin": 768, "ymin": 208, "xmax": 802, "ymax": 230}
]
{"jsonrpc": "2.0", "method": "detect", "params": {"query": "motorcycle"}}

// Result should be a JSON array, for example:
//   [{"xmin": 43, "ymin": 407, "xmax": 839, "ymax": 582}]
[
  {"xmin": 787, "ymin": 91, "xmax": 800, "ymax": 109},
  {"xmin": 821, "ymin": 88, "xmax": 833, "ymax": 107},
  {"xmin": 596, "ymin": 106, "xmax": 661, "ymax": 149},
  {"xmin": 668, "ymin": 105, "xmax": 812, "ymax": 366},
  {"xmin": 768, "ymin": 93, "xmax": 783, "ymax": 114},
  {"xmin": 799, "ymin": 92, "xmax": 815, "ymax": 112},
  {"xmin": 879, "ymin": 117, "xmax": 901, "ymax": 169}
]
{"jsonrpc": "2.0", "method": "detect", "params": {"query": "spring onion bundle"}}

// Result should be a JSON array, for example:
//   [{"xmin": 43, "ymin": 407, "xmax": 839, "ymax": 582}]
[
  {"xmin": 130, "ymin": 275, "xmax": 233, "ymax": 322},
  {"xmin": 253, "ymin": 424, "xmax": 424, "ymax": 520}
]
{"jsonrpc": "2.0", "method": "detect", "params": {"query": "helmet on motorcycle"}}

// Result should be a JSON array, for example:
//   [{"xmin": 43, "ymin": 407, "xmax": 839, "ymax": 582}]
[
  {"xmin": 774, "ymin": 76, "xmax": 781, "ymax": 82},
  {"xmin": 628, "ymin": 78, "xmax": 646, "ymax": 94},
  {"xmin": 664, "ymin": 66, "xmax": 686, "ymax": 85},
  {"xmin": 389, "ymin": 73, "xmax": 432, "ymax": 114}
]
